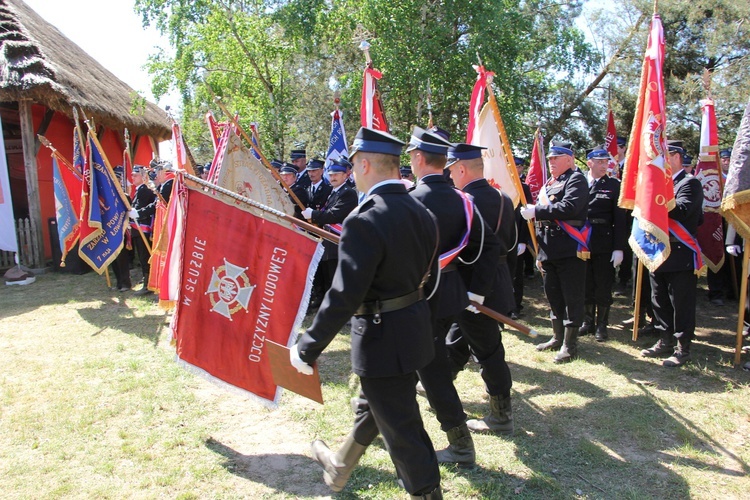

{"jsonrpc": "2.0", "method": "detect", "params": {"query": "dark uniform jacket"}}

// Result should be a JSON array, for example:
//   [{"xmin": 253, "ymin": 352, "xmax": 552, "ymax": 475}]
[
  {"xmin": 298, "ymin": 182, "xmax": 439, "ymax": 378},
  {"xmin": 587, "ymin": 175, "xmax": 627, "ymax": 254},
  {"xmin": 139, "ymin": 178, "xmax": 173, "ymax": 221},
  {"xmin": 288, "ymin": 184, "xmax": 309, "ymax": 220},
  {"xmin": 307, "ymin": 179, "xmax": 333, "ymax": 211},
  {"xmin": 656, "ymin": 170, "xmax": 704, "ymax": 273},
  {"xmin": 534, "ymin": 168, "xmax": 590, "ymax": 261},
  {"xmin": 132, "ymin": 183, "xmax": 157, "ymax": 225},
  {"xmin": 410, "ymin": 174, "xmax": 500, "ymax": 316},
  {"xmin": 311, "ymin": 183, "xmax": 358, "ymax": 260},
  {"xmin": 517, "ymin": 182, "xmax": 533, "ymax": 249},
  {"xmin": 459, "ymin": 178, "xmax": 515, "ymax": 313}
]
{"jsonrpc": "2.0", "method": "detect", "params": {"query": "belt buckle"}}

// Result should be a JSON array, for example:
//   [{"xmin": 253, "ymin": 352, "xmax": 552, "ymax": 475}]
[{"xmin": 373, "ymin": 300, "xmax": 382, "ymax": 324}]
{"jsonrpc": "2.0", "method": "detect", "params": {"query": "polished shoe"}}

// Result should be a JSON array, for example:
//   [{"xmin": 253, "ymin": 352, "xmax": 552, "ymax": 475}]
[
  {"xmin": 709, "ymin": 298, "xmax": 725, "ymax": 306},
  {"xmin": 742, "ymin": 360, "xmax": 750, "ymax": 371},
  {"xmin": 537, "ymin": 319, "xmax": 564, "ymax": 351},
  {"xmin": 435, "ymin": 424, "xmax": 475, "ymax": 466},
  {"xmin": 467, "ymin": 395, "xmax": 513, "ymax": 435},
  {"xmin": 311, "ymin": 434, "xmax": 367, "ymax": 492},
  {"xmin": 663, "ymin": 349, "xmax": 691, "ymax": 367},
  {"xmin": 594, "ymin": 306, "xmax": 610, "ymax": 342},
  {"xmin": 133, "ymin": 286, "xmax": 152, "ymax": 296},
  {"xmin": 553, "ymin": 327, "xmax": 578, "ymax": 363}
]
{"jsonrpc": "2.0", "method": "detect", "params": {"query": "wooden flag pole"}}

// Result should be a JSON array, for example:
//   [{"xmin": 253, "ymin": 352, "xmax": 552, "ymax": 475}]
[
  {"xmin": 632, "ymin": 259, "xmax": 644, "ymax": 341},
  {"xmin": 485, "ymin": 74, "xmax": 540, "ymax": 256},
  {"xmin": 210, "ymin": 95, "xmax": 306, "ymax": 211},
  {"xmin": 734, "ymin": 247, "xmax": 749, "ymax": 366}
]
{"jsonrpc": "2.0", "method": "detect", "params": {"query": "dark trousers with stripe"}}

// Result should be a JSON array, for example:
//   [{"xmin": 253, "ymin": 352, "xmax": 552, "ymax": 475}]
[{"xmin": 542, "ymin": 256, "xmax": 587, "ymax": 327}]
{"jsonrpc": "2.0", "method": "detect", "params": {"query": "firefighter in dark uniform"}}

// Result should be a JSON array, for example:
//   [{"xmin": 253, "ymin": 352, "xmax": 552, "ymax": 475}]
[
  {"xmin": 521, "ymin": 142, "xmax": 590, "ymax": 363},
  {"xmin": 302, "ymin": 157, "xmax": 358, "ymax": 295},
  {"xmin": 278, "ymin": 163, "xmax": 308, "ymax": 219},
  {"xmin": 408, "ymin": 128, "xmax": 500, "ymax": 466},
  {"xmin": 579, "ymin": 147, "xmax": 627, "ymax": 341},
  {"xmin": 641, "ymin": 140, "xmax": 704, "ymax": 367},
  {"xmin": 290, "ymin": 148, "xmax": 310, "ymax": 190},
  {"xmin": 291, "ymin": 127, "xmax": 442, "ymax": 499},
  {"xmin": 444, "ymin": 143, "xmax": 516, "ymax": 436},
  {"xmin": 127, "ymin": 165, "xmax": 156, "ymax": 295},
  {"xmin": 305, "ymin": 159, "xmax": 332, "ymax": 210}
]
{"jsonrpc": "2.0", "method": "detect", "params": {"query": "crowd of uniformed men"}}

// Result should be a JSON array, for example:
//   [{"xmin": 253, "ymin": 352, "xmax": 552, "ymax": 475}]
[
  {"xmin": 115, "ymin": 123, "xmax": 745, "ymax": 499},
  {"xmin": 265, "ymin": 122, "xmax": 749, "ymax": 499}
]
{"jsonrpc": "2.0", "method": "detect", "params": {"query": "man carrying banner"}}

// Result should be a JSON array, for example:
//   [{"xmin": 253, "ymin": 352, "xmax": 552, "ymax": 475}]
[
  {"xmin": 444, "ymin": 142, "xmax": 516, "ymax": 436},
  {"xmin": 641, "ymin": 140, "xmax": 704, "ymax": 367},
  {"xmin": 291, "ymin": 127, "xmax": 442, "ymax": 499},
  {"xmin": 127, "ymin": 165, "xmax": 156, "ymax": 294},
  {"xmin": 521, "ymin": 142, "xmax": 590, "ymax": 363},
  {"xmin": 578, "ymin": 147, "xmax": 627, "ymax": 342},
  {"xmin": 408, "ymin": 127, "xmax": 500, "ymax": 465}
]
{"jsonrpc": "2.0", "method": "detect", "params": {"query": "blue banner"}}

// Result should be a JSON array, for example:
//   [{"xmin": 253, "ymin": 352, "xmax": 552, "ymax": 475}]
[
  {"xmin": 52, "ymin": 157, "xmax": 80, "ymax": 263},
  {"xmin": 325, "ymin": 109, "xmax": 348, "ymax": 167},
  {"xmin": 78, "ymin": 133, "xmax": 128, "ymax": 273}
]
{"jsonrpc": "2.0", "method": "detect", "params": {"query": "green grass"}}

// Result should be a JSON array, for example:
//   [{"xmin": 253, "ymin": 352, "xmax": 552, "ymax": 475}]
[{"xmin": 1, "ymin": 271, "xmax": 749, "ymax": 498}]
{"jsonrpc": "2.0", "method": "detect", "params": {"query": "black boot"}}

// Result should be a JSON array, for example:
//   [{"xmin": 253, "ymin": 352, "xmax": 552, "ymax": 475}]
[
  {"xmin": 554, "ymin": 326, "xmax": 579, "ymax": 363},
  {"xmin": 133, "ymin": 275, "xmax": 152, "ymax": 296},
  {"xmin": 466, "ymin": 394, "xmax": 513, "ymax": 434},
  {"xmin": 579, "ymin": 304, "xmax": 596, "ymax": 336},
  {"xmin": 411, "ymin": 485, "xmax": 443, "ymax": 499},
  {"xmin": 663, "ymin": 338, "xmax": 691, "ymax": 367},
  {"xmin": 595, "ymin": 306, "xmax": 610, "ymax": 342},
  {"xmin": 537, "ymin": 319, "xmax": 564, "ymax": 351},
  {"xmin": 310, "ymin": 434, "xmax": 368, "ymax": 492},
  {"xmin": 435, "ymin": 423, "xmax": 475, "ymax": 466},
  {"xmin": 641, "ymin": 330, "xmax": 675, "ymax": 358}
]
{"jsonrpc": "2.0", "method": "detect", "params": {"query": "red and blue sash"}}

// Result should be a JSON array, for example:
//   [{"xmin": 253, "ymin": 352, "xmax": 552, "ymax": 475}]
[
  {"xmin": 439, "ymin": 190, "xmax": 475, "ymax": 269},
  {"xmin": 130, "ymin": 221, "xmax": 152, "ymax": 236},
  {"xmin": 325, "ymin": 223, "xmax": 343, "ymax": 236},
  {"xmin": 668, "ymin": 220, "xmax": 706, "ymax": 275},
  {"xmin": 557, "ymin": 220, "xmax": 592, "ymax": 261}
]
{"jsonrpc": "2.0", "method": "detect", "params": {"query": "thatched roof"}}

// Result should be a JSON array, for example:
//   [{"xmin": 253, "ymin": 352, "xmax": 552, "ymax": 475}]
[{"xmin": 0, "ymin": 0, "xmax": 171, "ymax": 141}]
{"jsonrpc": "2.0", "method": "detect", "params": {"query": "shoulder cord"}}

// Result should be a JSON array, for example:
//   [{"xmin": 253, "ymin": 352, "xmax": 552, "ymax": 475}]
[{"xmin": 458, "ymin": 206, "xmax": 485, "ymax": 266}]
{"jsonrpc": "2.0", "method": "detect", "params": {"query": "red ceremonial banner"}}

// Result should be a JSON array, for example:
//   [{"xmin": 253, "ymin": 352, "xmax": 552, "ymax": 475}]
[{"xmin": 174, "ymin": 187, "xmax": 323, "ymax": 405}]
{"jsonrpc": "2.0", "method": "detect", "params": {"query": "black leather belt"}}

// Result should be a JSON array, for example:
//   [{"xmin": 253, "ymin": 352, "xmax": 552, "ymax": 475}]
[
  {"xmin": 589, "ymin": 218, "xmax": 609, "ymax": 224},
  {"xmin": 536, "ymin": 220, "xmax": 585, "ymax": 229},
  {"xmin": 355, "ymin": 288, "xmax": 424, "ymax": 317}
]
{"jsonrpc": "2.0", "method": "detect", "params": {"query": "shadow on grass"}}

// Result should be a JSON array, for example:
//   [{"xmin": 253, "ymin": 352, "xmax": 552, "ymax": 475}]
[
  {"xmin": 205, "ymin": 436, "xmax": 336, "ymax": 497},
  {"xmin": 76, "ymin": 298, "xmax": 165, "ymax": 346}
]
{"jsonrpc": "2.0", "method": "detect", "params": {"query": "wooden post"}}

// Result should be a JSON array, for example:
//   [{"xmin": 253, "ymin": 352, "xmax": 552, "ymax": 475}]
[
  {"xmin": 632, "ymin": 260, "xmax": 644, "ymax": 341},
  {"xmin": 18, "ymin": 99, "xmax": 44, "ymax": 268}
]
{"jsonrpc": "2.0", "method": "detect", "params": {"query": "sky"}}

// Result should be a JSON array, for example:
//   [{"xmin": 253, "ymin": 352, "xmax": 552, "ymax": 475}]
[{"xmin": 24, "ymin": 0, "xmax": 178, "ymax": 111}]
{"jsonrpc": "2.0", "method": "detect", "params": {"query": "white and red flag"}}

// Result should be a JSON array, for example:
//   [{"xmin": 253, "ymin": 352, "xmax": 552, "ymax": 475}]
[
  {"xmin": 361, "ymin": 63, "xmax": 389, "ymax": 132},
  {"xmin": 173, "ymin": 184, "xmax": 323, "ymax": 405},
  {"xmin": 0, "ymin": 116, "xmax": 17, "ymax": 253},
  {"xmin": 693, "ymin": 98, "xmax": 724, "ymax": 272},
  {"xmin": 618, "ymin": 14, "xmax": 675, "ymax": 272},
  {"xmin": 605, "ymin": 109, "xmax": 619, "ymax": 176},
  {"xmin": 525, "ymin": 128, "xmax": 548, "ymax": 204}
]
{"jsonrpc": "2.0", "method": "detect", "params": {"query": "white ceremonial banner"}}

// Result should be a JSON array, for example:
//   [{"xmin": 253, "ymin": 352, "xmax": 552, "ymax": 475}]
[{"xmin": 0, "ymin": 116, "xmax": 18, "ymax": 253}]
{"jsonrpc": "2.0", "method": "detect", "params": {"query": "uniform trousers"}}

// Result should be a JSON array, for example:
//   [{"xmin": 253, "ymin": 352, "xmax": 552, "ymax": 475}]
[
  {"xmin": 541, "ymin": 256, "xmax": 587, "ymax": 327},
  {"xmin": 350, "ymin": 375, "xmax": 440, "ymax": 495},
  {"xmin": 132, "ymin": 231, "xmax": 151, "ymax": 280},
  {"xmin": 649, "ymin": 269, "xmax": 697, "ymax": 342},
  {"xmin": 416, "ymin": 316, "xmax": 467, "ymax": 431},
  {"xmin": 632, "ymin": 255, "xmax": 654, "ymax": 316},
  {"xmin": 507, "ymin": 250, "xmax": 525, "ymax": 311},
  {"xmin": 445, "ymin": 311, "xmax": 512, "ymax": 397},
  {"xmin": 584, "ymin": 253, "xmax": 615, "ymax": 307}
]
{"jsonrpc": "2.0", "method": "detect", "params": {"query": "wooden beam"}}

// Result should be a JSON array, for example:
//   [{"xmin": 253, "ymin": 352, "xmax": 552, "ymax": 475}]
[
  {"xmin": 32, "ymin": 108, "xmax": 55, "ymax": 156},
  {"xmin": 18, "ymin": 99, "xmax": 44, "ymax": 268}
]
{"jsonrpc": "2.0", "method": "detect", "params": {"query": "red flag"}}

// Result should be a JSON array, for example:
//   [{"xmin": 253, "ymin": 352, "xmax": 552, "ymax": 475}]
[
  {"xmin": 361, "ymin": 63, "xmax": 389, "ymax": 132},
  {"xmin": 172, "ymin": 122, "xmax": 188, "ymax": 172},
  {"xmin": 618, "ymin": 14, "xmax": 675, "ymax": 272},
  {"xmin": 525, "ymin": 128, "xmax": 547, "ymax": 203},
  {"xmin": 605, "ymin": 109, "xmax": 619, "ymax": 176},
  {"xmin": 159, "ymin": 174, "xmax": 188, "ymax": 309},
  {"xmin": 466, "ymin": 65, "xmax": 493, "ymax": 143},
  {"xmin": 693, "ymin": 98, "xmax": 724, "ymax": 272},
  {"xmin": 205, "ymin": 112, "xmax": 222, "ymax": 153},
  {"xmin": 173, "ymin": 186, "xmax": 323, "ymax": 404}
]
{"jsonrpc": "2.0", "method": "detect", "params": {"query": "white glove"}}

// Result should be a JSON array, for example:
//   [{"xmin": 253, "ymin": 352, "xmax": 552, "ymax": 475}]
[
  {"xmin": 301, "ymin": 208, "xmax": 313, "ymax": 220},
  {"xmin": 520, "ymin": 204, "xmax": 536, "ymax": 221},
  {"xmin": 466, "ymin": 292, "xmax": 484, "ymax": 314},
  {"xmin": 289, "ymin": 343, "xmax": 313, "ymax": 375},
  {"xmin": 610, "ymin": 250, "xmax": 624, "ymax": 268},
  {"xmin": 517, "ymin": 243, "xmax": 527, "ymax": 256},
  {"xmin": 727, "ymin": 245, "xmax": 741, "ymax": 257},
  {"xmin": 536, "ymin": 259, "xmax": 544, "ymax": 273},
  {"xmin": 128, "ymin": 208, "xmax": 139, "ymax": 220}
]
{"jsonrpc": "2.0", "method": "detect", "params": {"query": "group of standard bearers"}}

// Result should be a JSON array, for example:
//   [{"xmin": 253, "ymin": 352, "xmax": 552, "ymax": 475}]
[{"xmin": 279, "ymin": 122, "xmax": 735, "ymax": 497}]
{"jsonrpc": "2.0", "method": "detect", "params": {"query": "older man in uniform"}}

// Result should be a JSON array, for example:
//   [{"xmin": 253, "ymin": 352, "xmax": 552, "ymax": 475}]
[
  {"xmin": 291, "ymin": 127, "xmax": 442, "ymax": 499},
  {"xmin": 443, "ymin": 142, "xmax": 516, "ymax": 436},
  {"xmin": 640, "ymin": 140, "xmax": 704, "ymax": 367},
  {"xmin": 279, "ymin": 163, "xmax": 308, "ymax": 219},
  {"xmin": 578, "ymin": 147, "xmax": 627, "ymax": 341},
  {"xmin": 408, "ymin": 128, "xmax": 500, "ymax": 465},
  {"xmin": 302, "ymin": 157, "xmax": 358, "ymax": 296},
  {"xmin": 521, "ymin": 142, "xmax": 590, "ymax": 362},
  {"xmin": 305, "ymin": 158, "xmax": 332, "ymax": 211}
]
